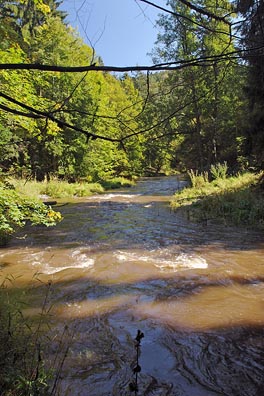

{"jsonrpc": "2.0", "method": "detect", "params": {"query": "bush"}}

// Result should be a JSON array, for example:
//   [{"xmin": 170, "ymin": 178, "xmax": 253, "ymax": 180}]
[
  {"xmin": 12, "ymin": 179, "xmax": 105, "ymax": 199},
  {"xmin": 0, "ymin": 182, "xmax": 62, "ymax": 246},
  {"xmin": 210, "ymin": 162, "xmax": 228, "ymax": 180}
]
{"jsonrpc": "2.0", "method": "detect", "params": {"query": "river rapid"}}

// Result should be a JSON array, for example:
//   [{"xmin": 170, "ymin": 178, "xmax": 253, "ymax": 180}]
[{"xmin": 1, "ymin": 176, "xmax": 264, "ymax": 396}]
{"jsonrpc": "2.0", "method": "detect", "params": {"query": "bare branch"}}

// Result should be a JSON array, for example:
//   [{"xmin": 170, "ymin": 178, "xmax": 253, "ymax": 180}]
[
  {"xmin": 0, "ymin": 47, "xmax": 250, "ymax": 73},
  {"xmin": 0, "ymin": 91, "xmax": 120, "ymax": 143},
  {"xmin": 0, "ymin": 103, "xmax": 41, "ymax": 118},
  {"xmin": 138, "ymin": 0, "xmax": 230, "ymax": 23},
  {"xmin": 137, "ymin": 0, "xmax": 232, "ymax": 35}
]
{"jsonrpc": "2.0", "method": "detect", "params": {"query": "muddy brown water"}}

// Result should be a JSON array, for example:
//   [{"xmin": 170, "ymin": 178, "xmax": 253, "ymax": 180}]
[{"xmin": 1, "ymin": 176, "xmax": 264, "ymax": 395}]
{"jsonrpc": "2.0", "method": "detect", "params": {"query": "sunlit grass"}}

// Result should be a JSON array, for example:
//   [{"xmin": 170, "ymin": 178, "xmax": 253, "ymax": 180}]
[
  {"xmin": 10, "ymin": 179, "xmax": 104, "ymax": 199},
  {"xmin": 171, "ymin": 171, "xmax": 264, "ymax": 228},
  {"xmin": 100, "ymin": 176, "xmax": 136, "ymax": 189},
  {"xmin": 10, "ymin": 177, "xmax": 135, "ymax": 199}
]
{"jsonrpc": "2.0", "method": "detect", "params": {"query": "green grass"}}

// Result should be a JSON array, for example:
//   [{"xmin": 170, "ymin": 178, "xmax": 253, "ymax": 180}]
[
  {"xmin": 171, "ymin": 171, "xmax": 264, "ymax": 228},
  {"xmin": 10, "ymin": 177, "xmax": 135, "ymax": 199},
  {"xmin": 99, "ymin": 176, "xmax": 135, "ymax": 190},
  {"xmin": 10, "ymin": 179, "xmax": 104, "ymax": 199}
]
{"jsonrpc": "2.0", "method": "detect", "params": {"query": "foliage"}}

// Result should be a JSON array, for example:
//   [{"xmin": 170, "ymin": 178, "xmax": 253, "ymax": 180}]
[
  {"xmin": 171, "ymin": 171, "xmax": 264, "ymax": 228},
  {"xmin": 11, "ymin": 177, "xmax": 136, "ymax": 198},
  {"xmin": 188, "ymin": 162, "xmax": 229, "ymax": 188},
  {"xmin": 133, "ymin": 71, "xmax": 181, "ymax": 174},
  {"xmin": 0, "ymin": 0, "xmax": 263, "ymax": 184},
  {"xmin": 151, "ymin": 0, "xmax": 244, "ymax": 172},
  {"xmin": 0, "ymin": 181, "xmax": 62, "ymax": 245},
  {"xmin": 237, "ymin": 0, "xmax": 264, "ymax": 168},
  {"xmin": 0, "ymin": 1, "xmax": 144, "ymax": 182},
  {"xmin": 41, "ymin": 180, "xmax": 104, "ymax": 198}
]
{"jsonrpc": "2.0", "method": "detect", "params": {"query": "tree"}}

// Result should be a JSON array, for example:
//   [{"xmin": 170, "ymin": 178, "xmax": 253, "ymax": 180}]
[
  {"xmin": 237, "ymin": 0, "xmax": 264, "ymax": 168},
  {"xmin": 151, "ymin": 0, "xmax": 243, "ymax": 171},
  {"xmin": 0, "ymin": 1, "xmax": 146, "ymax": 181},
  {"xmin": 133, "ymin": 71, "xmax": 183, "ymax": 174},
  {"xmin": 0, "ymin": 0, "xmax": 262, "ymax": 179}
]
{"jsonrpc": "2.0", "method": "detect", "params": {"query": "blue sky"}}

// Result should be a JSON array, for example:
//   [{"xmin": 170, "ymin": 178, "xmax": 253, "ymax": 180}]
[{"xmin": 60, "ymin": 0, "xmax": 163, "ymax": 66}]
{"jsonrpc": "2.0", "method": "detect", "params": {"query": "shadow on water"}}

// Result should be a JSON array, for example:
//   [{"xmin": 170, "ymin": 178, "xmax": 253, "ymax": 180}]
[
  {"xmin": 4, "ymin": 272, "xmax": 264, "ymax": 396},
  {"xmin": 1, "ymin": 177, "xmax": 264, "ymax": 395}
]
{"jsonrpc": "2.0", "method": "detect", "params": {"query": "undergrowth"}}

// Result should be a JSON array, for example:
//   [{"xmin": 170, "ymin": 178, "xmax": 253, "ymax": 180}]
[
  {"xmin": 0, "ymin": 277, "xmax": 70, "ymax": 396},
  {"xmin": 171, "ymin": 167, "xmax": 264, "ymax": 228}
]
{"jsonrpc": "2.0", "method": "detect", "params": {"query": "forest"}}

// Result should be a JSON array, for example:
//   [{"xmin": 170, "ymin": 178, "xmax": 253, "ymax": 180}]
[
  {"xmin": 1, "ymin": 0, "xmax": 264, "ymax": 180},
  {"xmin": 0, "ymin": 0, "xmax": 264, "ymax": 240}
]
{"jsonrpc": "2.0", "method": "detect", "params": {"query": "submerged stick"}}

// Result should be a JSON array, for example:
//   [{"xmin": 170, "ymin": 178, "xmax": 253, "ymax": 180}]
[{"xmin": 129, "ymin": 329, "xmax": 144, "ymax": 395}]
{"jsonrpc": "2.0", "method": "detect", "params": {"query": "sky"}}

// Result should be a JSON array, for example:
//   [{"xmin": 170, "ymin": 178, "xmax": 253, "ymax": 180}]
[{"xmin": 60, "ymin": 0, "xmax": 164, "ymax": 66}]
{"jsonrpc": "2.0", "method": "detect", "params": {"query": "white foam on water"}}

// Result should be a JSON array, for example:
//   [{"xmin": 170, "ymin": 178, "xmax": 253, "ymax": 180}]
[
  {"xmin": 114, "ymin": 250, "xmax": 207, "ymax": 272},
  {"xmin": 91, "ymin": 193, "xmax": 141, "ymax": 200},
  {"xmin": 42, "ymin": 247, "xmax": 95, "ymax": 274},
  {"xmin": 115, "ymin": 251, "xmax": 152, "ymax": 262},
  {"xmin": 155, "ymin": 253, "xmax": 208, "ymax": 271},
  {"xmin": 43, "ymin": 259, "xmax": 94, "ymax": 274},
  {"xmin": 25, "ymin": 251, "xmax": 46, "ymax": 266},
  {"xmin": 24, "ymin": 247, "xmax": 95, "ymax": 274}
]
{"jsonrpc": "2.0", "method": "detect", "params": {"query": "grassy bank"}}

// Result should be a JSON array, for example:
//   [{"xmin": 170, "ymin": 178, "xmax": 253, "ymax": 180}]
[
  {"xmin": 11, "ymin": 177, "xmax": 135, "ymax": 200},
  {"xmin": 171, "ymin": 168, "xmax": 264, "ymax": 229}
]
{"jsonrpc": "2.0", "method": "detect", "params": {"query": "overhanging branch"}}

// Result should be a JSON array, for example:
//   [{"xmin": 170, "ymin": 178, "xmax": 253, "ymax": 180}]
[
  {"xmin": 0, "ymin": 50, "xmax": 246, "ymax": 73},
  {"xmin": 138, "ymin": 0, "xmax": 231, "ymax": 23},
  {"xmin": 1, "ymin": 44, "xmax": 261, "ymax": 74},
  {"xmin": 0, "ymin": 91, "xmax": 120, "ymax": 143}
]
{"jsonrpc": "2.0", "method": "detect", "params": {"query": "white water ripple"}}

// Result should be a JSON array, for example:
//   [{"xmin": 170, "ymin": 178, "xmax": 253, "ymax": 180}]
[
  {"xmin": 29, "ymin": 247, "xmax": 95, "ymax": 274},
  {"xmin": 43, "ymin": 259, "xmax": 94, "ymax": 275},
  {"xmin": 114, "ymin": 250, "xmax": 207, "ymax": 272},
  {"xmin": 155, "ymin": 253, "xmax": 208, "ymax": 271}
]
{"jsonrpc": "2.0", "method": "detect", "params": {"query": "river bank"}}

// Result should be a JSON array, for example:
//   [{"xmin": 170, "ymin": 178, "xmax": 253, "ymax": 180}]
[
  {"xmin": 171, "ymin": 171, "xmax": 264, "ymax": 229},
  {"xmin": 11, "ymin": 177, "xmax": 136, "ymax": 200}
]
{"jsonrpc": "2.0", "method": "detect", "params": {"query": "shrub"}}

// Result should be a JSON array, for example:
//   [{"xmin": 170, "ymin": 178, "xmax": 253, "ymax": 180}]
[
  {"xmin": 210, "ymin": 162, "xmax": 228, "ymax": 180},
  {"xmin": 171, "ymin": 171, "xmax": 264, "ymax": 228},
  {"xmin": 74, "ymin": 182, "xmax": 104, "ymax": 197},
  {"xmin": 11, "ymin": 179, "xmax": 105, "ymax": 199},
  {"xmin": 0, "ymin": 182, "xmax": 62, "ymax": 246}
]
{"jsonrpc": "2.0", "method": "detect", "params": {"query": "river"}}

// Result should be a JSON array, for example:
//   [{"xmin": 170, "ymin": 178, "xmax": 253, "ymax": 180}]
[{"xmin": 1, "ymin": 176, "xmax": 264, "ymax": 395}]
